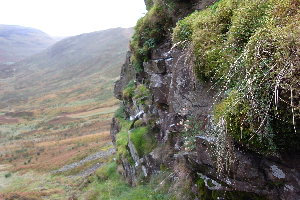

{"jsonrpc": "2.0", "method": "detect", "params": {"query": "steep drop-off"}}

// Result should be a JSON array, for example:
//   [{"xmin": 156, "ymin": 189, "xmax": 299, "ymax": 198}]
[{"xmin": 111, "ymin": 0, "xmax": 299, "ymax": 199}]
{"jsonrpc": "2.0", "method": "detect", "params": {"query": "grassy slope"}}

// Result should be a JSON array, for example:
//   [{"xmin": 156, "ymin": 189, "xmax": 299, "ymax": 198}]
[{"xmin": 0, "ymin": 28, "xmax": 132, "ymax": 199}]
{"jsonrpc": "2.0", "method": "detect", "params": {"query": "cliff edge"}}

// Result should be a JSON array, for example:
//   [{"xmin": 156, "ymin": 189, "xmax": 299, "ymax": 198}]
[{"xmin": 111, "ymin": 0, "xmax": 300, "ymax": 199}]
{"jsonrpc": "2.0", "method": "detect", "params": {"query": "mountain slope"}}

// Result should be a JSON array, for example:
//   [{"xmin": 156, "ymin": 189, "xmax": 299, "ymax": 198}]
[
  {"xmin": 0, "ymin": 27, "xmax": 133, "ymax": 199},
  {"xmin": 0, "ymin": 27, "xmax": 133, "ymax": 109},
  {"xmin": 0, "ymin": 25, "xmax": 55, "ymax": 64}
]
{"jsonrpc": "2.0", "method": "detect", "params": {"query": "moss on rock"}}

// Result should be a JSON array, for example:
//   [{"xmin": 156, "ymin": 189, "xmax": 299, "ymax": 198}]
[
  {"xmin": 131, "ymin": 1, "xmax": 172, "ymax": 72},
  {"xmin": 130, "ymin": 126, "xmax": 156, "ymax": 157},
  {"xmin": 173, "ymin": 0, "xmax": 300, "ymax": 155}
]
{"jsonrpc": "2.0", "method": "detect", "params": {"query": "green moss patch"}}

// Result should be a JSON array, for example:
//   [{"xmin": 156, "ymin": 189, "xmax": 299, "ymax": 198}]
[
  {"xmin": 115, "ymin": 119, "xmax": 132, "ymax": 162},
  {"xmin": 173, "ymin": 0, "xmax": 300, "ymax": 155},
  {"xmin": 130, "ymin": 1, "xmax": 172, "ymax": 72},
  {"xmin": 130, "ymin": 127, "xmax": 156, "ymax": 157}
]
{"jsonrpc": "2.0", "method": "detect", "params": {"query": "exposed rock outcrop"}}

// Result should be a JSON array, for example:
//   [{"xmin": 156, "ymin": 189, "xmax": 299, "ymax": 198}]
[
  {"xmin": 114, "ymin": 52, "xmax": 136, "ymax": 100},
  {"xmin": 111, "ymin": 0, "xmax": 300, "ymax": 199},
  {"xmin": 112, "ymin": 40, "xmax": 300, "ymax": 199}
]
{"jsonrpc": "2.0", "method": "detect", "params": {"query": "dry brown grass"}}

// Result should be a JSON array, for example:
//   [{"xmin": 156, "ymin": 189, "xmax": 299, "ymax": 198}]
[
  {"xmin": 1, "ymin": 131, "xmax": 111, "ymax": 172},
  {"xmin": 66, "ymin": 106, "xmax": 117, "ymax": 118},
  {"xmin": 0, "ymin": 116, "xmax": 19, "ymax": 124},
  {"xmin": 0, "ymin": 102, "xmax": 115, "ymax": 173},
  {"xmin": 0, "ymin": 189, "xmax": 64, "ymax": 200}
]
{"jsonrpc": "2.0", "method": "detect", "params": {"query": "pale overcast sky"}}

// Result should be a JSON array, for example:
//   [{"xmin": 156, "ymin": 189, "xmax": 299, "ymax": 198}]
[{"xmin": 0, "ymin": 0, "xmax": 146, "ymax": 36}]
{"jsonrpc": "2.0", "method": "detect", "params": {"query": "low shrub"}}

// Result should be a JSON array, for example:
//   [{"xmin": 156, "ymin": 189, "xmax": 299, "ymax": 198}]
[{"xmin": 5, "ymin": 172, "xmax": 12, "ymax": 178}]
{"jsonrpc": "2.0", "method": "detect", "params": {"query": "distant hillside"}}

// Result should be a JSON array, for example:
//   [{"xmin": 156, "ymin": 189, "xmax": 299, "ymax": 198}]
[
  {"xmin": 0, "ymin": 25, "xmax": 56, "ymax": 64},
  {"xmin": 0, "ymin": 27, "xmax": 133, "ymax": 108},
  {"xmin": 0, "ymin": 28, "xmax": 132, "ymax": 197},
  {"xmin": 16, "ymin": 27, "xmax": 133, "ymax": 78}
]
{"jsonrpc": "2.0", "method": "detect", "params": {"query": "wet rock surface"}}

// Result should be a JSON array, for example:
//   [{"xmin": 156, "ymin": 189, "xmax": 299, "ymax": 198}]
[{"xmin": 111, "ymin": 0, "xmax": 300, "ymax": 199}]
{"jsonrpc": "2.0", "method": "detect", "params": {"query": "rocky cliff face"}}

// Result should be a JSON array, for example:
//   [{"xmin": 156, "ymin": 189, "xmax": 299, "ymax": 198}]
[{"xmin": 111, "ymin": 0, "xmax": 300, "ymax": 199}]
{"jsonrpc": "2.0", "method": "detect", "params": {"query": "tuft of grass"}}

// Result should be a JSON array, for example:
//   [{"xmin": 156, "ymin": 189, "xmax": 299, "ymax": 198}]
[
  {"xmin": 130, "ymin": 127, "xmax": 156, "ymax": 157},
  {"xmin": 133, "ymin": 84, "xmax": 151, "ymax": 106},
  {"xmin": 114, "ymin": 104, "xmax": 126, "ymax": 120},
  {"xmin": 122, "ymin": 81, "xmax": 136, "ymax": 100},
  {"xmin": 95, "ymin": 161, "xmax": 118, "ymax": 181},
  {"xmin": 115, "ymin": 119, "xmax": 132, "ymax": 162}
]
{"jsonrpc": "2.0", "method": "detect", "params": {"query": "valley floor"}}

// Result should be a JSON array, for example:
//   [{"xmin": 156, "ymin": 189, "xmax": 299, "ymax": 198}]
[
  {"xmin": 0, "ymin": 101, "xmax": 172, "ymax": 200},
  {"xmin": 0, "ymin": 93, "xmax": 119, "ymax": 199}
]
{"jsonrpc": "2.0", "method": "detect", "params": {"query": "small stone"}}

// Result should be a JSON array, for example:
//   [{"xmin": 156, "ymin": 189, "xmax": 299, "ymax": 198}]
[
  {"xmin": 284, "ymin": 184, "xmax": 294, "ymax": 192},
  {"xmin": 270, "ymin": 165, "xmax": 286, "ymax": 179}
]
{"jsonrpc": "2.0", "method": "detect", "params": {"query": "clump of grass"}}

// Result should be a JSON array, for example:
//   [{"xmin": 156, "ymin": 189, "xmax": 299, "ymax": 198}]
[
  {"xmin": 115, "ymin": 119, "xmax": 132, "ymax": 162},
  {"xmin": 213, "ymin": 90, "xmax": 277, "ymax": 155},
  {"xmin": 95, "ymin": 161, "xmax": 119, "ymax": 181},
  {"xmin": 172, "ymin": 0, "xmax": 287, "ymax": 82},
  {"xmin": 133, "ymin": 84, "xmax": 151, "ymax": 106},
  {"xmin": 81, "ymin": 161, "xmax": 173, "ymax": 200},
  {"xmin": 130, "ymin": 1, "xmax": 172, "ymax": 72},
  {"xmin": 173, "ymin": 0, "xmax": 237, "ymax": 81},
  {"xmin": 122, "ymin": 81, "xmax": 136, "ymax": 100},
  {"xmin": 130, "ymin": 127, "xmax": 156, "ymax": 157},
  {"xmin": 114, "ymin": 104, "xmax": 126, "ymax": 120},
  {"xmin": 121, "ymin": 82, "xmax": 151, "ymax": 113},
  {"xmin": 227, "ymin": 20, "xmax": 300, "ymax": 154},
  {"xmin": 114, "ymin": 119, "xmax": 156, "ymax": 162}
]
